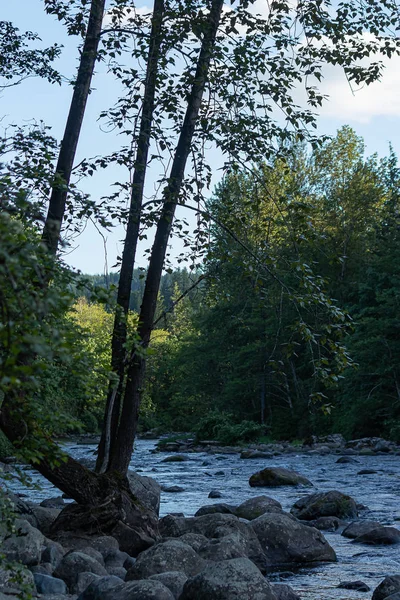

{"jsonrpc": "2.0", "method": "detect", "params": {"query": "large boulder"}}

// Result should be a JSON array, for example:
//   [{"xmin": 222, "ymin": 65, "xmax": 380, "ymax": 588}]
[
  {"xmin": 197, "ymin": 531, "xmax": 265, "ymax": 570},
  {"xmin": 100, "ymin": 579, "xmax": 175, "ymax": 600},
  {"xmin": 176, "ymin": 533, "xmax": 208, "ymax": 552},
  {"xmin": 149, "ymin": 572, "xmax": 188, "ymax": 599},
  {"xmin": 235, "ymin": 496, "xmax": 282, "ymax": 520},
  {"xmin": 250, "ymin": 512, "xmax": 336, "ymax": 568},
  {"xmin": 31, "ymin": 506, "xmax": 61, "ymax": 535},
  {"xmin": 290, "ymin": 491, "xmax": 358, "ymax": 520},
  {"xmin": 33, "ymin": 573, "xmax": 67, "ymax": 595},
  {"xmin": 372, "ymin": 575, "xmax": 400, "ymax": 600},
  {"xmin": 195, "ymin": 504, "xmax": 236, "ymax": 517},
  {"xmin": 180, "ymin": 557, "xmax": 276, "ymax": 600},
  {"xmin": 0, "ymin": 564, "xmax": 34, "ymax": 595},
  {"xmin": 127, "ymin": 472, "xmax": 161, "ymax": 517},
  {"xmin": 126, "ymin": 540, "xmax": 205, "ymax": 580},
  {"xmin": 1, "ymin": 491, "xmax": 38, "ymax": 528},
  {"xmin": 354, "ymin": 526, "xmax": 400, "ymax": 545},
  {"xmin": 342, "ymin": 520, "xmax": 383, "ymax": 539},
  {"xmin": 249, "ymin": 467, "xmax": 312, "ymax": 488},
  {"xmin": 1, "ymin": 518, "xmax": 44, "ymax": 566},
  {"xmin": 53, "ymin": 550, "xmax": 107, "ymax": 590},
  {"xmin": 160, "ymin": 513, "xmax": 267, "ymax": 573}
]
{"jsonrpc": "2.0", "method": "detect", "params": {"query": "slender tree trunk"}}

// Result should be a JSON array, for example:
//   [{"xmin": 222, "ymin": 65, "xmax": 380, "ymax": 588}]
[
  {"xmin": 96, "ymin": 0, "xmax": 165, "ymax": 473},
  {"xmin": 108, "ymin": 0, "xmax": 224, "ymax": 475},
  {"xmin": 1, "ymin": 0, "xmax": 106, "ymax": 504},
  {"xmin": 42, "ymin": 0, "xmax": 105, "ymax": 255}
]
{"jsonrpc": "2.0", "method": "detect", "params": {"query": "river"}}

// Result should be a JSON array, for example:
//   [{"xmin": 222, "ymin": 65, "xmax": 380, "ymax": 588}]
[{"xmin": 7, "ymin": 439, "xmax": 400, "ymax": 599}]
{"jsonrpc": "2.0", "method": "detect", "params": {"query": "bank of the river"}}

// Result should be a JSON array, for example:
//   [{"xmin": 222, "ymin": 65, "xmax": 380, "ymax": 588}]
[{"xmin": 3, "ymin": 436, "xmax": 400, "ymax": 599}]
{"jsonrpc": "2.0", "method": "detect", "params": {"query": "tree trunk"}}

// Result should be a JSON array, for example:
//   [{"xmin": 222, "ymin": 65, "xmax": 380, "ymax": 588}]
[
  {"xmin": 42, "ymin": 0, "xmax": 105, "ymax": 255},
  {"xmin": 107, "ymin": 0, "xmax": 224, "ymax": 475},
  {"xmin": 96, "ymin": 0, "xmax": 165, "ymax": 473}
]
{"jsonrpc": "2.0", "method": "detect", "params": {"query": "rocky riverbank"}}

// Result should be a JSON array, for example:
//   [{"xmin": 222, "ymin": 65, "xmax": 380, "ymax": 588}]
[{"xmin": 1, "ymin": 435, "xmax": 400, "ymax": 599}]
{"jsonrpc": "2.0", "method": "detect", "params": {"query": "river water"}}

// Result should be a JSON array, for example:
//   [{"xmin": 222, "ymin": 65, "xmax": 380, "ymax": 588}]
[{"xmin": 6, "ymin": 439, "xmax": 400, "ymax": 599}]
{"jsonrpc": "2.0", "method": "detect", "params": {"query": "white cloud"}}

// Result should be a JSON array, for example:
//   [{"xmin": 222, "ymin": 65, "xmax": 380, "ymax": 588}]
[{"xmin": 317, "ymin": 55, "xmax": 400, "ymax": 124}]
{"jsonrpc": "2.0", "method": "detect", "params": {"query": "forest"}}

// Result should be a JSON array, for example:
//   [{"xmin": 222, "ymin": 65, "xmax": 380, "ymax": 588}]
[
  {"xmin": 24, "ymin": 125, "xmax": 399, "ymax": 447},
  {"xmin": 1, "ymin": 2, "xmax": 400, "ymax": 587}
]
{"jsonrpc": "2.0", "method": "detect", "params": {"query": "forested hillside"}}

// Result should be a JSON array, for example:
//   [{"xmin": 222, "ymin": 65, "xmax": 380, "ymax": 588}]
[{"xmin": 61, "ymin": 127, "xmax": 400, "ymax": 443}]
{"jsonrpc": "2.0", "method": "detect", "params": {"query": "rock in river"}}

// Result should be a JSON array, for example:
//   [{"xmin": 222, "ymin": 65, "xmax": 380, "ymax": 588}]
[
  {"xmin": 290, "ymin": 490, "xmax": 358, "ymax": 520},
  {"xmin": 354, "ymin": 526, "xmax": 400, "ymax": 545},
  {"xmin": 249, "ymin": 467, "xmax": 312, "ymax": 488},
  {"xmin": 179, "ymin": 557, "xmax": 276, "ymax": 600},
  {"xmin": 250, "ymin": 511, "xmax": 337, "ymax": 568},
  {"xmin": 126, "ymin": 540, "xmax": 205, "ymax": 579},
  {"xmin": 234, "ymin": 496, "xmax": 283, "ymax": 520},
  {"xmin": 372, "ymin": 575, "xmax": 400, "ymax": 600}
]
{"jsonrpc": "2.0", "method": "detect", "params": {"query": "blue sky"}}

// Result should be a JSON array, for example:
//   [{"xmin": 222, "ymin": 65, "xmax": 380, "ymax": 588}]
[{"xmin": 2, "ymin": 1, "xmax": 400, "ymax": 274}]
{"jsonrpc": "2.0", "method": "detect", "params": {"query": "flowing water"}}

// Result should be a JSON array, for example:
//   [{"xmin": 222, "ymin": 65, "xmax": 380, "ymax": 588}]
[{"xmin": 6, "ymin": 439, "xmax": 400, "ymax": 599}]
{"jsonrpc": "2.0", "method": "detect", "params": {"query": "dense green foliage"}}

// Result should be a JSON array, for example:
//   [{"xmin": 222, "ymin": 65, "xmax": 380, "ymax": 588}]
[
  {"xmin": 1, "ymin": 125, "xmax": 399, "ymax": 450},
  {"xmin": 140, "ymin": 128, "xmax": 400, "ymax": 441}
]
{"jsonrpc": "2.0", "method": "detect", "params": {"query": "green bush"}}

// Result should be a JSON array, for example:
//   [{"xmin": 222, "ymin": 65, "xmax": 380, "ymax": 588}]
[
  {"xmin": 0, "ymin": 430, "xmax": 13, "ymax": 460},
  {"xmin": 194, "ymin": 411, "xmax": 263, "ymax": 445},
  {"xmin": 80, "ymin": 412, "xmax": 99, "ymax": 434}
]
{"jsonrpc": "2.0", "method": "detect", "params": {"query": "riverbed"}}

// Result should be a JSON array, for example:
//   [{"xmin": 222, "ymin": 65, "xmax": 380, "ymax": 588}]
[{"xmin": 7, "ymin": 439, "xmax": 400, "ymax": 599}]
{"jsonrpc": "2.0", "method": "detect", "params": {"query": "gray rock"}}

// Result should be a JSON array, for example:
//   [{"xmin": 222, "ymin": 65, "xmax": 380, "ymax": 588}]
[
  {"xmin": 208, "ymin": 491, "xmax": 222, "ymax": 498},
  {"xmin": 180, "ymin": 557, "xmax": 276, "ymax": 599},
  {"xmin": 342, "ymin": 520, "xmax": 382, "ymax": 539},
  {"xmin": 336, "ymin": 457, "xmax": 358, "ymax": 464},
  {"xmin": 235, "ymin": 496, "xmax": 282, "ymax": 520},
  {"xmin": 126, "ymin": 540, "xmax": 205, "ymax": 580},
  {"xmin": 1, "ymin": 518, "xmax": 44, "ymax": 566},
  {"xmin": 78, "ymin": 547, "xmax": 105, "ymax": 567},
  {"xmin": 0, "ymin": 565, "xmax": 34, "ymax": 594},
  {"xmin": 198, "ymin": 531, "xmax": 265, "ymax": 569},
  {"xmin": 162, "ymin": 455, "xmax": 188, "ymax": 462},
  {"xmin": 251, "ymin": 511, "xmax": 337, "ymax": 567},
  {"xmin": 89, "ymin": 535, "xmax": 120, "ymax": 557},
  {"xmin": 195, "ymin": 503, "xmax": 236, "ymax": 517},
  {"xmin": 31, "ymin": 506, "xmax": 61, "ymax": 534},
  {"xmin": 385, "ymin": 594, "xmax": 400, "ymax": 600},
  {"xmin": 99, "ymin": 579, "xmax": 175, "ymax": 600},
  {"xmin": 273, "ymin": 583, "xmax": 302, "ymax": 599},
  {"xmin": 41, "ymin": 538, "xmax": 66, "ymax": 567},
  {"xmin": 31, "ymin": 564, "xmax": 53, "ymax": 575},
  {"xmin": 176, "ymin": 533, "xmax": 208, "ymax": 552},
  {"xmin": 106, "ymin": 566, "xmax": 127, "ymax": 579},
  {"xmin": 126, "ymin": 473, "xmax": 161, "ymax": 517},
  {"xmin": 74, "ymin": 572, "xmax": 101, "ymax": 594},
  {"xmin": 337, "ymin": 580, "xmax": 370, "ymax": 591},
  {"xmin": 110, "ymin": 519, "xmax": 157, "ymax": 557},
  {"xmin": 34, "ymin": 573, "xmax": 67, "ymax": 595},
  {"xmin": 290, "ymin": 491, "xmax": 358, "ymax": 520},
  {"xmin": 54, "ymin": 551, "xmax": 108, "ymax": 589},
  {"xmin": 104, "ymin": 549, "xmax": 129, "ymax": 568},
  {"xmin": 40, "ymin": 496, "xmax": 65, "ymax": 509},
  {"xmin": 372, "ymin": 575, "xmax": 400, "ymax": 600},
  {"xmin": 162, "ymin": 486, "xmax": 185, "ymax": 493},
  {"xmin": 240, "ymin": 450, "xmax": 273, "ymax": 459},
  {"xmin": 358, "ymin": 469, "xmax": 378, "ymax": 475},
  {"xmin": 160, "ymin": 513, "xmax": 267, "ymax": 573},
  {"xmin": 2, "ymin": 491, "xmax": 37, "ymax": 527},
  {"xmin": 76, "ymin": 575, "xmax": 123, "ymax": 600},
  {"xmin": 354, "ymin": 526, "xmax": 400, "ymax": 545},
  {"xmin": 149, "ymin": 571, "xmax": 188, "ymax": 599},
  {"xmin": 249, "ymin": 467, "xmax": 312, "ymax": 487},
  {"xmin": 308, "ymin": 516, "xmax": 343, "ymax": 531}
]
